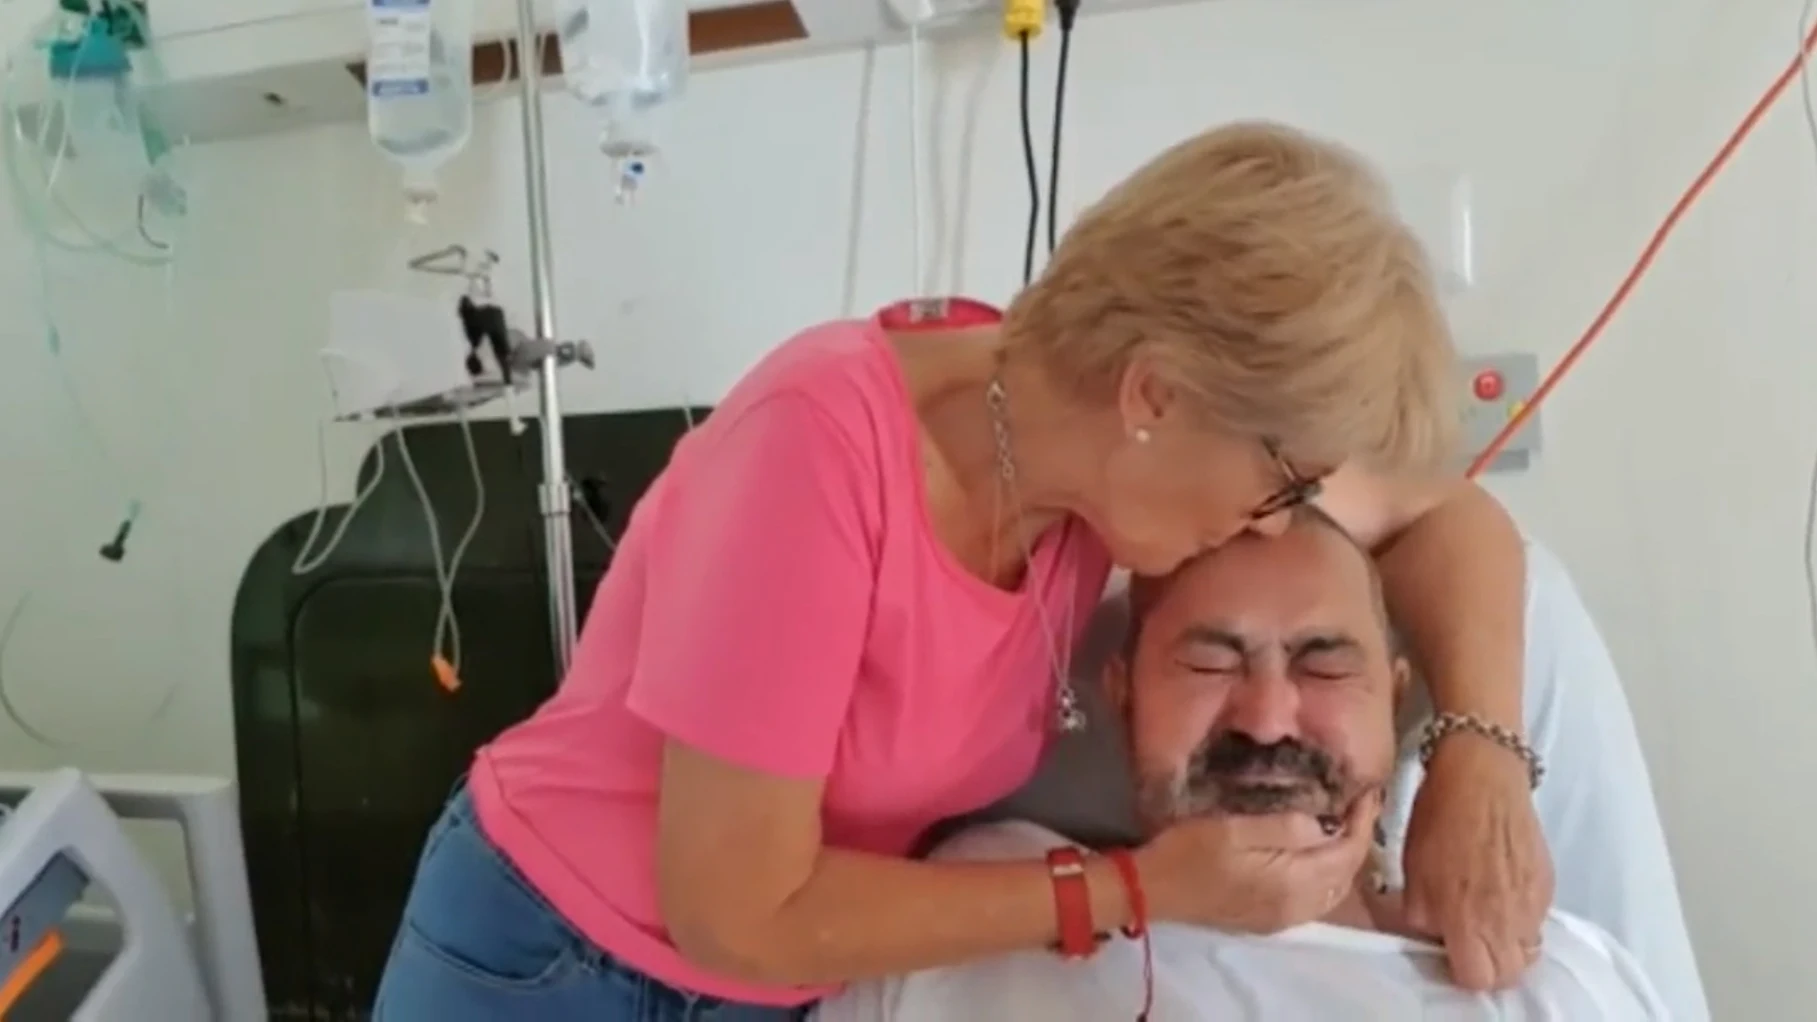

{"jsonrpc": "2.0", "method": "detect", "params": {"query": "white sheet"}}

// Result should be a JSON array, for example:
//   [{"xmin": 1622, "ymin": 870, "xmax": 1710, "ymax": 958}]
[{"xmin": 814, "ymin": 821, "xmax": 1671, "ymax": 1022}]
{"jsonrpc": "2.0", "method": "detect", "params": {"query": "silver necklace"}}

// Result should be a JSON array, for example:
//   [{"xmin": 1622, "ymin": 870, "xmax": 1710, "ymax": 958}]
[{"xmin": 986, "ymin": 378, "xmax": 1087, "ymax": 735}]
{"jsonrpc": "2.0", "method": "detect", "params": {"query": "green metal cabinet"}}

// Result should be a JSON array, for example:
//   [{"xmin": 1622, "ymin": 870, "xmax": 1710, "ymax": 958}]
[{"xmin": 230, "ymin": 408, "xmax": 705, "ymax": 1020}]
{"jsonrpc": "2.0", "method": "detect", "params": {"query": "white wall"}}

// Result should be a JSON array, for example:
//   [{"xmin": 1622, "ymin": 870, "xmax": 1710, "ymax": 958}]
[{"xmin": 2, "ymin": 0, "xmax": 1813, "ymax": 1014}]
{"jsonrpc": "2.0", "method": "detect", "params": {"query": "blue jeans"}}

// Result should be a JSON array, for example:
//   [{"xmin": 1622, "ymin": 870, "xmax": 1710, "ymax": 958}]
[{"xmin": 373, "ymin": 787, "xmax": 812, "ymax": 1021}]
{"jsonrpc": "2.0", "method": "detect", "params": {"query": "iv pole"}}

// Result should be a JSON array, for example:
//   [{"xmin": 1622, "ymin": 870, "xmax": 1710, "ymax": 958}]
[{"xmin": 510, "ymin": 0, "xmax": 579, "ymax": 672}]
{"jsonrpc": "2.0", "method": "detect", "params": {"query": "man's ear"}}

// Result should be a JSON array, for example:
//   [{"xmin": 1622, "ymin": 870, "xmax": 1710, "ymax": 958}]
[
  {"xmin": 1104, "ymin": 651, "xmax": 1131, "ymax": 713},
  {"xmin": 1390, "ymin": 655, "xmax": 1412, "ymax": 704}
]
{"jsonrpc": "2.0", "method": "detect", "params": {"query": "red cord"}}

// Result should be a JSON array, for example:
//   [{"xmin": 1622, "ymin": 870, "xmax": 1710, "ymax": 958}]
[
  {"xmin": 1467, "ymin": 21, "xmax": 1817, "ymax": 478},
  {"xmin": 1106, "ymin": 849, "xmax": 1154, "ymax": 1021}
]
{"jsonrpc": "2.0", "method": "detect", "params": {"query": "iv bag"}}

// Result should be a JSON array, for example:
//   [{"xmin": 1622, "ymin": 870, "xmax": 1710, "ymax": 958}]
[
  {"xmin": 367, "ymin": 0, "xmax": 475, "ymax": 224},
  {"xmin": 553, "ymin": 0, "xmax": 689, "ymax": 202}
]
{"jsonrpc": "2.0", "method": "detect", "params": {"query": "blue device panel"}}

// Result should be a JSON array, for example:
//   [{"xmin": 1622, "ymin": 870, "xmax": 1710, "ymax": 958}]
[{"xmin": 0, "ymin": 853, "xmax": 90, "ymax": 988}]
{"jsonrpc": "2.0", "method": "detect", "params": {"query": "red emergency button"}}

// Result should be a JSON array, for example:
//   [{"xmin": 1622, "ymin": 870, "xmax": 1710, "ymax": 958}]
[{"xmin": 1472, "ymin": 370, "xmax": 1505, "ymax": 401}]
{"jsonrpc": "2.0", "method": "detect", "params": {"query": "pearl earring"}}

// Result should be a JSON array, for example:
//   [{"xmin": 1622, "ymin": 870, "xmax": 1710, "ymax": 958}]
[{"xmin": 1133, "ymin": 428, "xmax": 1152, "ymax": 444}]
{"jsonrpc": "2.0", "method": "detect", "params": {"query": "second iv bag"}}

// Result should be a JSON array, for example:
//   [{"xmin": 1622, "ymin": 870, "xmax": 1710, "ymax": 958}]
[
  {"xmin": 367, "ymin": 0, "xmax": 475, "ymax": 224},
  {"xmin": 554, "ymin": 0, "xmax": 689, "ymax": 202}
]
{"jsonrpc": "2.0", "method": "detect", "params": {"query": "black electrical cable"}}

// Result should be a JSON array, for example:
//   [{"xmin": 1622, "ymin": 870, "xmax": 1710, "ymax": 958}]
[
  {"xmin": 1017, "ymin": 34, "xmax": 1041, "ymax": 285},
  {"xmin": 1047, "ymin": 2, "xmax": 1080, "ymax": 255}
]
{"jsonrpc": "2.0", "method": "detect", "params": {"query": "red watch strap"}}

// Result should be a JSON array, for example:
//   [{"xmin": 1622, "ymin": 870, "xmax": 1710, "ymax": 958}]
[{"xmin": 1045, "ymin": 847, "xmax": 1098, "ymax": 959}]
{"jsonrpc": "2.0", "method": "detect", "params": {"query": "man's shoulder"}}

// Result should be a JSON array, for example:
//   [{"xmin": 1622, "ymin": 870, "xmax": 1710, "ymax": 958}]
[{"xmin": 958, "ymin": 596, "xmax": 1147, "ymax": 848}]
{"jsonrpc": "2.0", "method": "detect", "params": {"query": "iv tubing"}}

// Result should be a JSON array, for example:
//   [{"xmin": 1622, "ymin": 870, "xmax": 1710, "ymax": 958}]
[
  {"xmin": 298, "ymin": 352, "xmax": 486, "ymax": 682},
  {"xmin": 293, "ymin": 350, "xmax": 390, "ymax": 574},
  {"xmin": 1469, "ymin": 19, "xmax": 1817, "ymax": 477},
  {"xmin": 392, "ymin": 412, "xmax": 487, "ymax": 681}
]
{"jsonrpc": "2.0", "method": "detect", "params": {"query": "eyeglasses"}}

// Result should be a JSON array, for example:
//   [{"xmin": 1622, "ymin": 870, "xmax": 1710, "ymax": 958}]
[{"xmin": 1248, "ymin": 441, "xmax": 1324, "ymax": 521}]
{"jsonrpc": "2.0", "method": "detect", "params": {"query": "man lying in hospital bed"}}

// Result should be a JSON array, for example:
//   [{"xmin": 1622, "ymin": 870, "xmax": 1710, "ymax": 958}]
[{"xmin": 814, "ymin": 508, "xmax": 1670, "ymax": 1021}]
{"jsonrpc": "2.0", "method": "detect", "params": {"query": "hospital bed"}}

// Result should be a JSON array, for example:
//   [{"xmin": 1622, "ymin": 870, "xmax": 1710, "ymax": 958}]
[{"xmin": 0, "ymin": 767, "xmax": 265, "ymax": 1020}]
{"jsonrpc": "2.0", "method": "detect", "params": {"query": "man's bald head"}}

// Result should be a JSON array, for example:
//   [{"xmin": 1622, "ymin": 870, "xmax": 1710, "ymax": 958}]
[
  {"xmin": 1112, "ymin": 505, "xmax": 1407, "ymax": 833},
  {"xmin": 1127, "ymin": 504, "xmax": 1396, "ymax": 656}
]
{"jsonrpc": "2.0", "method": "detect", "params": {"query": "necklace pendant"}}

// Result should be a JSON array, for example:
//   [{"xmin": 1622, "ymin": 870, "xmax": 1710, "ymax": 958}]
[{"xmin": 1054, "ymin": 699, "xmax": 1087, "ymax": 735}]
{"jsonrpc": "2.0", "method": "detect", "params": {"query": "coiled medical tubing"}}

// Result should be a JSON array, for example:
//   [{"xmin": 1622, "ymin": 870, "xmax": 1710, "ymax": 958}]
[{"xmin": 0, "ymin": 5, "xmax": 195, "ymax": 745}]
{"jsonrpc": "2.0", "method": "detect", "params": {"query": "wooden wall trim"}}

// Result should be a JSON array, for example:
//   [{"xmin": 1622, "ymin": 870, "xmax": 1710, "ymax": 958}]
[{"xmin": 350, "ymin": 1, "xmax": 808, "ymax": 87}]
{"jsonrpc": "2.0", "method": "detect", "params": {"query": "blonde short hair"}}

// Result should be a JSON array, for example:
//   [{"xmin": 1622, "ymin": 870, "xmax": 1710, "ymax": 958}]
[{"xmin": 1005, "ymin": 121, "xmax": 1458, "ymax": 475}]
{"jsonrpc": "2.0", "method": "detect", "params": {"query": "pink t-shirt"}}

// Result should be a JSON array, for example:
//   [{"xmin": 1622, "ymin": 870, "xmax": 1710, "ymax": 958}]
[{"xmin": 469, "ymin": 316, "xmax": 1112, "ymax": 1006}]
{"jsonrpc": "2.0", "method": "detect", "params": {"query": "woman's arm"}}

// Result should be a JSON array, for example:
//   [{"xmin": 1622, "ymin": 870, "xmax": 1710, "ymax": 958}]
[
  {"xmin": 657, "ymin": 744, "xmax": 1132, "ymax": 986},
  {"xmin": 1318, "ymin": 471, "xmax": 1525, "ymax": 728},
  {"xmin": 656, "ymin": 744, "xmax": 1368, "ymax": 986},
  {"xmin": 1319, "ymin": 468, "xmax": 1550, "ymax": 992}
]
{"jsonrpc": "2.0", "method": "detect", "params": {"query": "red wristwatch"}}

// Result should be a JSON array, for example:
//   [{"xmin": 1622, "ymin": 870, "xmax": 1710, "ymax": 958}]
[{"xmin": 1045, "ymin": 847, "xmax": 1099, "ymax": 959}]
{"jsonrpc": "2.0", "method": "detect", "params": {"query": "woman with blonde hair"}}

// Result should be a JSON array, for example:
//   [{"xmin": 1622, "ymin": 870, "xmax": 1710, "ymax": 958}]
[{"xmin": 374, "ymin": 121, "xmax": 1545, "ymax": 1020}]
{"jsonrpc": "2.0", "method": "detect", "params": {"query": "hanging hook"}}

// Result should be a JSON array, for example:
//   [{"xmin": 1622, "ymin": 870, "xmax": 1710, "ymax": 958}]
[
  {"xmin": 408, "ymin": 243, "xmax": 471, "ymax": 275},
  {"xmin": 408, "ymin": 244, "xmax": 499, "ymax": 299}
]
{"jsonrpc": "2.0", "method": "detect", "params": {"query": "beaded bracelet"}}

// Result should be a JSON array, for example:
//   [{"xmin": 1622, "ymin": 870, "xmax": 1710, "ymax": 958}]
[{"xmin": 1416, "ymin": 712, "xmax": 1545, "ymax": 790}]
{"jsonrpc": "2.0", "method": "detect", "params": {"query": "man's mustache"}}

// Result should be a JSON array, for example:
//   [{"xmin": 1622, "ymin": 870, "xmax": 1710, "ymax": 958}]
[{"xmin": 1190, "ymin": 731, "xmax": 1344, "ymax": 797}]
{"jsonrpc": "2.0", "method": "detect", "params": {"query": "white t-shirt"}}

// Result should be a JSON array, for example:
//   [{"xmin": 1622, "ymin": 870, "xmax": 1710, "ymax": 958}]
[{"xmin": 814, "ymin": 822, "xmax": 1670, "ymax": 1022}]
